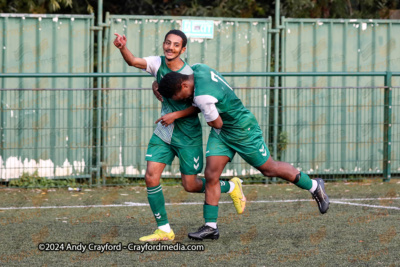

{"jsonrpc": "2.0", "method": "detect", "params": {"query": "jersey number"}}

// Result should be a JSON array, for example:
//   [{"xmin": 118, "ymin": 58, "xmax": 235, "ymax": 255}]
[{"xmin": 211, "ymin": 71, "xmax": 233, "ymax": 90}]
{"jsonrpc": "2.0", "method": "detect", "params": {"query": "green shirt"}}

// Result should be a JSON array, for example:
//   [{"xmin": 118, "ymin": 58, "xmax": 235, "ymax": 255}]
[
  {"xmin": 144, "ymin": 56, "xmax": 202, "ymax": 147},
  {"xmin": 192, "ymin": 64, "xmax": 259, "ymax": 142}
]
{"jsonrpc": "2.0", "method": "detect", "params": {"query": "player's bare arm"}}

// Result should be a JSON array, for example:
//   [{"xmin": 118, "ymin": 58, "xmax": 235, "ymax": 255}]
[
  {"xmin": 152, "ymin": 81, "xmax": 163, "ymax": 102},
  {"xmin": 155, "ymin": 106, "xmax": 200, "ymax": 126},
  {"xmin": 207, "ymin": 116, "xmax": 223, "ymax": 129},
  {"xmin": 113, "ymin": 33, "xmax": 147, "ymax": 69}
]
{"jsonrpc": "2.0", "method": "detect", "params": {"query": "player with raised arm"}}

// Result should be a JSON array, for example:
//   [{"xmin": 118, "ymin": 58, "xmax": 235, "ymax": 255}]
[
  {"xmin": 113, "ymin": 30, "xmax": 246, "ymax": 242},
  {"xmin": 158, "ymin": 64, "xmax": 330, "ymax": 241}
]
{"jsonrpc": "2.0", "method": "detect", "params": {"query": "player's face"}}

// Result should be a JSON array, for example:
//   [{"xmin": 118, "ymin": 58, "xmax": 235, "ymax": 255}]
[
  {"xmin": 172, "ymin": 83, "xmax": 193, "ymax": 102},
  {"xmin": 163, "ymin": 34, "xmax": 186, "ymax": 61}
]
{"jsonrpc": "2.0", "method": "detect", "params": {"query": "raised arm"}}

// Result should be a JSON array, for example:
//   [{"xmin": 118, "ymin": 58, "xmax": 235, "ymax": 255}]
[{"xmin": 114, "ymin": 33, "xmax": 147, "ymax": 69}]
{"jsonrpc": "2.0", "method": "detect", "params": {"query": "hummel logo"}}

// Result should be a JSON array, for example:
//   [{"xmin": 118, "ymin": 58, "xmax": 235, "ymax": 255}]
[
  {"xmin": 146, "ymin": 154, "xmax": 152, "ymax": 157},
  {"xmin": 259, "ymin": 145, "xmax": 267, "ymax": 157},
  {"xmin": 194, "ymin": 156, "xmax": 199, "ymax": 163},
  {"xmin": 154, "ymin": 213, "xmax": 161, "ymax": 219},
  {"xmin": 194, "ymin": 163, "xmax": 199, "ymax": 169}
]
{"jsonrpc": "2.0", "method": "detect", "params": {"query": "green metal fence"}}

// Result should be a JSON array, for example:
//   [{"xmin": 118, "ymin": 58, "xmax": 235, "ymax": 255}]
[
  {"xmin": 281, "ymin": 18, "xmax": 400, "ymax": 85},
  {"xmin": 0, "ymin": 87, "xmax": 93, "ymax": 182},
  {"xmin": 0, "ymin": 14, "xmax": 95, "ymax": 185},
  {"xmin": 282, "ymin": 85, "xmax": 386, "ymax": 175},
  {"xmin": 281, "ymin": 18, "xmax": 400, "ymax": 181},
  {"xmin": 1, "ymin": 13, "xmax": 400, "ymax": 185},
  {"xmin": 0, "ymin": 13, "xmax": 94, "ymax": 88}
]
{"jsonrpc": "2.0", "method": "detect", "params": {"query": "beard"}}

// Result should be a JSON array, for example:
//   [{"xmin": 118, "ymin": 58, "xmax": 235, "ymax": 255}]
[{"xmin": 164, "ymin": 49, "xmax": 183, "ymax": 61}]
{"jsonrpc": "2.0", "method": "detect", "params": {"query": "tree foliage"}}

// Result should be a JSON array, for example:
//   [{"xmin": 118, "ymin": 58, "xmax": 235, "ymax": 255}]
[
  {"xmin": 280, "ymin": 0, "xmax": 400, "ymax": 19},
  {"xmin": 1, "ymin": 0, "xmax": 399, "ymax": 19},
  {"xmin": 0, "ymin": 0, "xmax": 93, "ymax": 13}
]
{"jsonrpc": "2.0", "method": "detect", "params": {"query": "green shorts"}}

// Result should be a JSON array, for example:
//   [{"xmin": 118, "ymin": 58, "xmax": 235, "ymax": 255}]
[
  {"xmin": 146, "ymin": 134, "xmax": 203, "ymax": 175},
  {"xmin": 206, "ymin": 127, "xmax": 270, "ymax": 167}
]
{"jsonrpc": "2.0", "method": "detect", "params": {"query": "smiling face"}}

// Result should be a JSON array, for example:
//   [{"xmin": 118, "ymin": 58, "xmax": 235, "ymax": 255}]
[{"xmin": 163, "ymin": 34, "xmax": 186, "ymax": 61}]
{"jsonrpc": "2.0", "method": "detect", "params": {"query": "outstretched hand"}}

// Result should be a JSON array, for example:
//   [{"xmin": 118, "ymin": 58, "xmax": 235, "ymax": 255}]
[{"xmin": 114, "ymin": 33, "xmax": 127, "ymax": 49}]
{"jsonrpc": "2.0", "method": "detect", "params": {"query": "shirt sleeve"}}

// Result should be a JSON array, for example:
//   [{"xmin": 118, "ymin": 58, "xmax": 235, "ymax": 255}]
[
  {"xmin": 143, "ymin": 56, "xmax": 162, "ymax": 77},
  {"xmin": 193, "ymin": 95, "xmax": 219, "ymax": 122}
]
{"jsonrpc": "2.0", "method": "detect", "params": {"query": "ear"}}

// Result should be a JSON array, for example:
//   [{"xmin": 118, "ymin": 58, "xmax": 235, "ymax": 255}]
[
  {"xmin": 180, "ymin": 46, "xmax": 187, "ymax": 55},
  {"xmin": 181, "ymin": 80, "xmax": 189, "ymax": 90},
  {"xmin": 181, "ymin": 79, "xmax": 194, "ymax": 95}
]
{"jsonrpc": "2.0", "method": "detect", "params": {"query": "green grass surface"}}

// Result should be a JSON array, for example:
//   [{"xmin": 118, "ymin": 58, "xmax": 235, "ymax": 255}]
[{"xmin": 0, "ymin": 180, "xmax": 399, "ymax": 266}]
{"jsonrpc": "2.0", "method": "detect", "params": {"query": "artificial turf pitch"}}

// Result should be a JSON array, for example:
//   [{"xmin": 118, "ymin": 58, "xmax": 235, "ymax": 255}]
[{"xmin": 0, "ymin": 180, "xmax": 399, "ymax": 266}]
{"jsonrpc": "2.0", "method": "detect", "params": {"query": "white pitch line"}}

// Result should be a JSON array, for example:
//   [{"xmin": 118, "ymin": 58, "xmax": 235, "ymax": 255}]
[
  {"xmin": 330, "ymin": 201, "xmax": 400, "ymax": 210},
  {"xmin": 0, "ymin": 204, "xmax": 148, "ymax": 210},
  {"xmin": 329, "ymin": 197, "xmax": 400, "ymax": 201},
  {"xmin": 0, "ymin": 197, "xmax": 399, "ymax": 211}
]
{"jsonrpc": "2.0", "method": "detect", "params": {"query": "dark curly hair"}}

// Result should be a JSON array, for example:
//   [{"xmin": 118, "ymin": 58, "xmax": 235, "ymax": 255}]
[
  {"xmin": 158, "ymin": 72, "xmax": 190, "ymax": 99},
  {"xmin": 164, "ymin": 30, "xmax": 187, "ymax": 48}
]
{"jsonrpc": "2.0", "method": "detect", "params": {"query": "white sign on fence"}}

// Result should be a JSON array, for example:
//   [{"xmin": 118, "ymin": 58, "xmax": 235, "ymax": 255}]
[{"xmin": 182, "ymin": 20, "xmax": 214, "ymax": 39}]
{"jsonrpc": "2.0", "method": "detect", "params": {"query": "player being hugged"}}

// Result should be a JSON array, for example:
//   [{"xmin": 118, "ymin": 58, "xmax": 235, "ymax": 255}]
[
  {"xmin": 158, "ymin": 64, "xmax": 330, "ymax": 241},
  {"xmin": 113, "ymin": 31, "xmax": 246, "ymax": 242}
]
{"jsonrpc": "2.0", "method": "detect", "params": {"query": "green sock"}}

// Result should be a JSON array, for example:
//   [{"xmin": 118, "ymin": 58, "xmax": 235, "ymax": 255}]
[
  {"xmin": 204, "ymin": 204, "xmax": 219, "ymax": 223},
  {"xmin": 294, "ymin": 172, "xmax": 313, "ymax": 190},
  {"xmin": 199, "ymin": 178, "xmax": 230, "ymax": 193},
  {"xmin": 200, "ymin": 178, "xmax": 206, "ymax": 193},
  {"xmin": 147, "ymin": 185, "xmax": 168, "ymax": 226},
  {"xmin": 220, "ymin": 180, "xmax": 230, "ymax": 193}
]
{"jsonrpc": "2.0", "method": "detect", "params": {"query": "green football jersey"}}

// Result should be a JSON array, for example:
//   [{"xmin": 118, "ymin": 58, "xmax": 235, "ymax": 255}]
[
  {"xmin": 192, "ymin": 64, "xmax": 259, "ymax": 142},
  {"xmin": 144, "ymin": 56, "xmax": 202, "ymax": 147}
]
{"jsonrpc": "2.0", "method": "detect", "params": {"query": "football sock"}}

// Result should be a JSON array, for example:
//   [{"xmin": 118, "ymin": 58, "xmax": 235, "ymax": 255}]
[
  {"xmin": 204, "ymin": 203, "xmax": 219, "ymax": 223},
  {"xmin": 221, "ymin": 180, "xmax": 232, "ymax": 193},
  {"xmin": 205, "ymin": 222, "xmax": 217, "ymax": 229},
  {"xmin": 147, "ymin": 184, "xmax": 169, "ymax": 227},
  {"xmin": 309, "ymin": 179, "xmax": 318, "ymax": 193},
  {"xmin": 293, "ymin": 172, "xmax": 313, "ymax": 190},
  {"xmin": 199, "ymin": 178, "xmax": 231, "ymax": 193},
  {"xmin": 200, "ymin": 178, "xmax": 206, "ymax": 193},
  {"xmin": 158, "ymin": 223, "xmax": 172, "ymax": 233},
  {"xmin": 226, "ymin": 181, "xmax": 235, "ymax": 193}
]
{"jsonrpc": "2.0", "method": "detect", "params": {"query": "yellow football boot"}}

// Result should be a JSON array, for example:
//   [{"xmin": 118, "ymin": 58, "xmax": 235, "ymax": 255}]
[
  {"xmin": 228, "ymin": 177, "xmax": 246, "ymax": 214},
  {"xmin": 139, "ymin": 229, "xmax": 175, "ymax": 242}
]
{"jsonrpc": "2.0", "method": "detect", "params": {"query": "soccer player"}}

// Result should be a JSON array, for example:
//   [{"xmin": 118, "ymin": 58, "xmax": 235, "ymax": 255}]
[
  {"xmin": 113, "ymin": 30, "xmax": 246, "ymax": 242},
  {"xmin": 158, "ymin": 64, "xmax": 330, "ymax": 241}
]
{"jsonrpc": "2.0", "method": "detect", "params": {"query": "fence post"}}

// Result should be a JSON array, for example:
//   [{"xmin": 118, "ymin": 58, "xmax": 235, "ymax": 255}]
[
  {"xmin": 272, "ymin": 0, "xmax": 281, "ymax": 183},
  {"xmin": 383, "ymin": 71, "xmax": 392, "ymax": 182},
  {"xmin": 96, "ymin": 0, "xmax": 104, "ymax": 187}
]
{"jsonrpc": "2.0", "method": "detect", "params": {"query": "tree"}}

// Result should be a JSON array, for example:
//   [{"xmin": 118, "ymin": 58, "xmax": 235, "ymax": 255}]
[
  {"xmin": 0, "ymin": 0, "xmax": 94, "ymax": 13},
  {"xmin": 1, "ymin": 0, "xmax": 399, "ymax": 20},
  {"xmin": 280, "ymin": 0, "xmax": 400, "ymax": 19}
]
